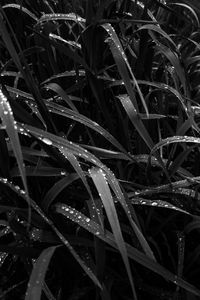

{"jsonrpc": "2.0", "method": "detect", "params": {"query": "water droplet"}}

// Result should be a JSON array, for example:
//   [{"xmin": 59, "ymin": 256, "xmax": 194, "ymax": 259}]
[
  {"xmin": 85, "ymin": 218, "xmax": 90, "ymax": 223},
  {"xmin": 42, "ymin": 138, "xmax": 53, "ymax": 145}
]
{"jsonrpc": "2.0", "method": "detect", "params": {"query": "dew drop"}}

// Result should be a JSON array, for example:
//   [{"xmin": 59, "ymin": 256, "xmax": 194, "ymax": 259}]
[{"xmin": 42, "ymin": 138, "xmax": 53, "ymax": 145}]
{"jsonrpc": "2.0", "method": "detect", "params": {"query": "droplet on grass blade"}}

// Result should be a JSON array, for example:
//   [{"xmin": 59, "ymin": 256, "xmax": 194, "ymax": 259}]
[{"xmin": 41, "ymin": 138, "xmax": 53, "ymax": 145}]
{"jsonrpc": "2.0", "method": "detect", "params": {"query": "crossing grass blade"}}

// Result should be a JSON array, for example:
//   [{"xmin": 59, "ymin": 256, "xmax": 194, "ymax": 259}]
[
  {"xmin": 89, "ymin": 167, "xmax": 137, "ymax": 299},
  {"xmin": 0, "ymin": 7, "xmax": 57, "ymax": 133},
  {"xmin": 102, "ymin": 23, "xmax": 149, "ymax": 116},
  {"xmin": 136, "ymin": 80, "xmax": 188, "ymax": 113},
  {"xmin": 0, "ymin": 177, "xmax": 102, "ymax": 290},
  {"xmin": 54, "ymin": 202, "xmax": 200, "ymax": 297},
  {"xmin": 45, "ymin": 101, "xmax": 129, "ymax": 155},
  {"xmin": 102, "ymin": 165, "xmax": 156, "ymax": 261},
  {"xmin": 48, "ymin": 33, "xmax": 81, "ymax": 49},
  {"xmin": 116, "ymin": 94, "xmax": 154, "ymax": 150},
  {"xmin": 17, "ymin": 123, "xmax": 155, "ymax": 260},
  {"xmin": 155, "ymin": 43, "xmax": 188, "ymax": 96},
  {"xmin": 25, "ymin": 246, "xmax": 58, "ymax": 300},
  {"xmin": 137, "ymin": 24, "xmax": 177, "ymax": 49},
  {"xmin": 41, "ymin": 174, "xmax": 79, "ymax": 212},
  {"xmin": 58, "ymin": 149, "xmax": 102, "ymax": 226},
  {"xmin": 43, "ymin": 83, "xmax": 78, "ymax": 112}
]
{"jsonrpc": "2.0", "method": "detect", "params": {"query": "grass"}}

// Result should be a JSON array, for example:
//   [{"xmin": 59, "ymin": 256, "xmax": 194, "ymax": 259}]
[{"xmin": 1, "ymin": 0, "xmax": 200, "ymax": 299}]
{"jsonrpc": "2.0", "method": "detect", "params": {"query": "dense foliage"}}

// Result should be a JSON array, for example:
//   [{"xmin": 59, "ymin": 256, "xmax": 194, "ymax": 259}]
[{"xmin": 1, "ymin": 0, "xmax": 200, "ymax": 299}]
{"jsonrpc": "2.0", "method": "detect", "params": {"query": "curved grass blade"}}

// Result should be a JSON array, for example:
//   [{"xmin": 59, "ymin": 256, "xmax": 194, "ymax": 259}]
[
  {"xmin": 41, "ymin": 174, "xmax": 79, "ymax": 211},
  {"xmin": 130, "ymin": 198, "xmax": 190, "ymax": 215},
  {"xmin": 89, "ymin": 167, "xmax": 137, "ymax": 299},
  {"xmin": 37, "ymin": 13, "xmax": 85, "ymax": 25},
  {"xmin": 102, "ymin": 23, "xmax": 149, "ymax": 116},
  {"xmin": 3, "ymin": 4, "xmax": 38, "ymax": 21},
  {"xmin": 128, "ymin": 177, "xmax": 200, "ymax": 198},
  {"xmin": 169, "ymin": 2, "xmax": 200, "ymax": 27},
  {"xmin": 0, "ymin": 89, "xmax": 28, "ymax": 194},
  {"xmin": 31, "ymin": 27, "xmax": 89, "ymax": 71},
  {"xmin": 0, "ymin": 176, "xmax": 102, "ymax": 289},
  {"xmin": 185, "ymin": 220, "xmax": 200, "ymax": 234},
  {"xmin": 151, "ymin": 136, "xmax": 200, "ymax": 155},
  {"xmin": 17, "ymin": 123, "xmax": 106, "ymax": 170},
  {"xmin": 41, "ymin": 70, "xmax": 85, "ymax": 85},
  {"xmin": 137, "ymin": 80, "xmax": 188, "ymax": 114},
  {"xmin": 0, "ymin": 10, "xmax": 56, "ymax": 133},
  {"xmin": 155, "ymin": 43, "xmax": 188, "ymax": 96},
  {"xmin": 43, "ymin": 83, "xmax": 78, "ymax": 112},
  {"xmin": 110, "ymin": 79, "xmax": 188, "ymax": 115},
  {"xmin": 46, "ymin": 101, "xmax": 129, "ymax": 155},
  {"xmin": 54, "ymin": 203, "xmax": 200, "ymax": 297},
  {"xmin": 59, "ymin": 150, "xmax": 104, "ymax": 228},
  {"xmin": 102, "ymin": 166, "xmax": 156, "ymax": 261},
  {"xmin": 137, "ymin": 24, "xmax": 177, "ymax": 49},
  {"xmin": 25, "ymin": 246, "xmax": 58, "ymax": 300},
  {"xmin": 116, "ymin": 94, "xmax": 154, "ymax": 149},
  {"xmin": 16, "ymin": 123, "xmax": 156, "ymax": 259}
]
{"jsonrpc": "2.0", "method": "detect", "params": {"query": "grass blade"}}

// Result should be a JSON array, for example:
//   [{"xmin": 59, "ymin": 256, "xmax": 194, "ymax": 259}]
[
  {"xmin": 37, "ymin": 13, "xmax": 85, "ymax": 25},
  {"xmin": 0, "ymin": 177, "xmax": 102, "ymax": 290},
  {"xmin": 3, "ymin": 4, "xmax": 38, "ymax": 21},
  {"xmin": 89, "ymin": 167, "xmax": 137, "ymax": 299},
  {"xmin": 151, "ymin": 136, "xmax": 200, "ymax": 155},
  {"xmin": 25, "ymin": 246, "xmax": 58, "ymax": 300},
  {"xmin": 102, "ymin": 23, "xmax": 149, "ymax": 116},
  {"xmin": 0, "ymin": 89, "xmax": 28, "ymax": 194},
  {"xmin": 41, "ymin": 174, "xmax": 79, "ymax": 212},
  {"xmin": 54, "ymin": 202, "xmax": 200, "ymax": 297},
  {"xmin": 46, "ymin": 101, "xmax": 129, "ymax": 155}
]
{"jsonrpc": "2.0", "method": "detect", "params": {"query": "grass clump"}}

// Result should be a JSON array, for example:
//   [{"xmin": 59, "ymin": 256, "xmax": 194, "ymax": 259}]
[{"xmin": 1, "ymin": 0, "xmax": 200, "ymax": 299}]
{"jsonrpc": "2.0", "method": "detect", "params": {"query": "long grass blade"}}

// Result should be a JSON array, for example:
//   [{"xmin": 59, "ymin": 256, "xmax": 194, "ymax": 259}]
[
  {"xmin": 25, "ymin": 246, "xmax": 58, "ymax": 300},
  {"xmin": 0, "ymin": 176, "xmax": 102, "ymax": 289},
  {"xmin": 3, "ymin": 4, "xmax": 38, "ymax": 21},
  {"xmin": 89, "ymin": 167, "xmax": 137, "ymax": 299},
  {"xmin": 0, "ymin": 89, "xmax": 28, "ymax": 194},
  {"xmin": 54, "ymin": 202, "xmax": 200, "ymax": 297}
]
